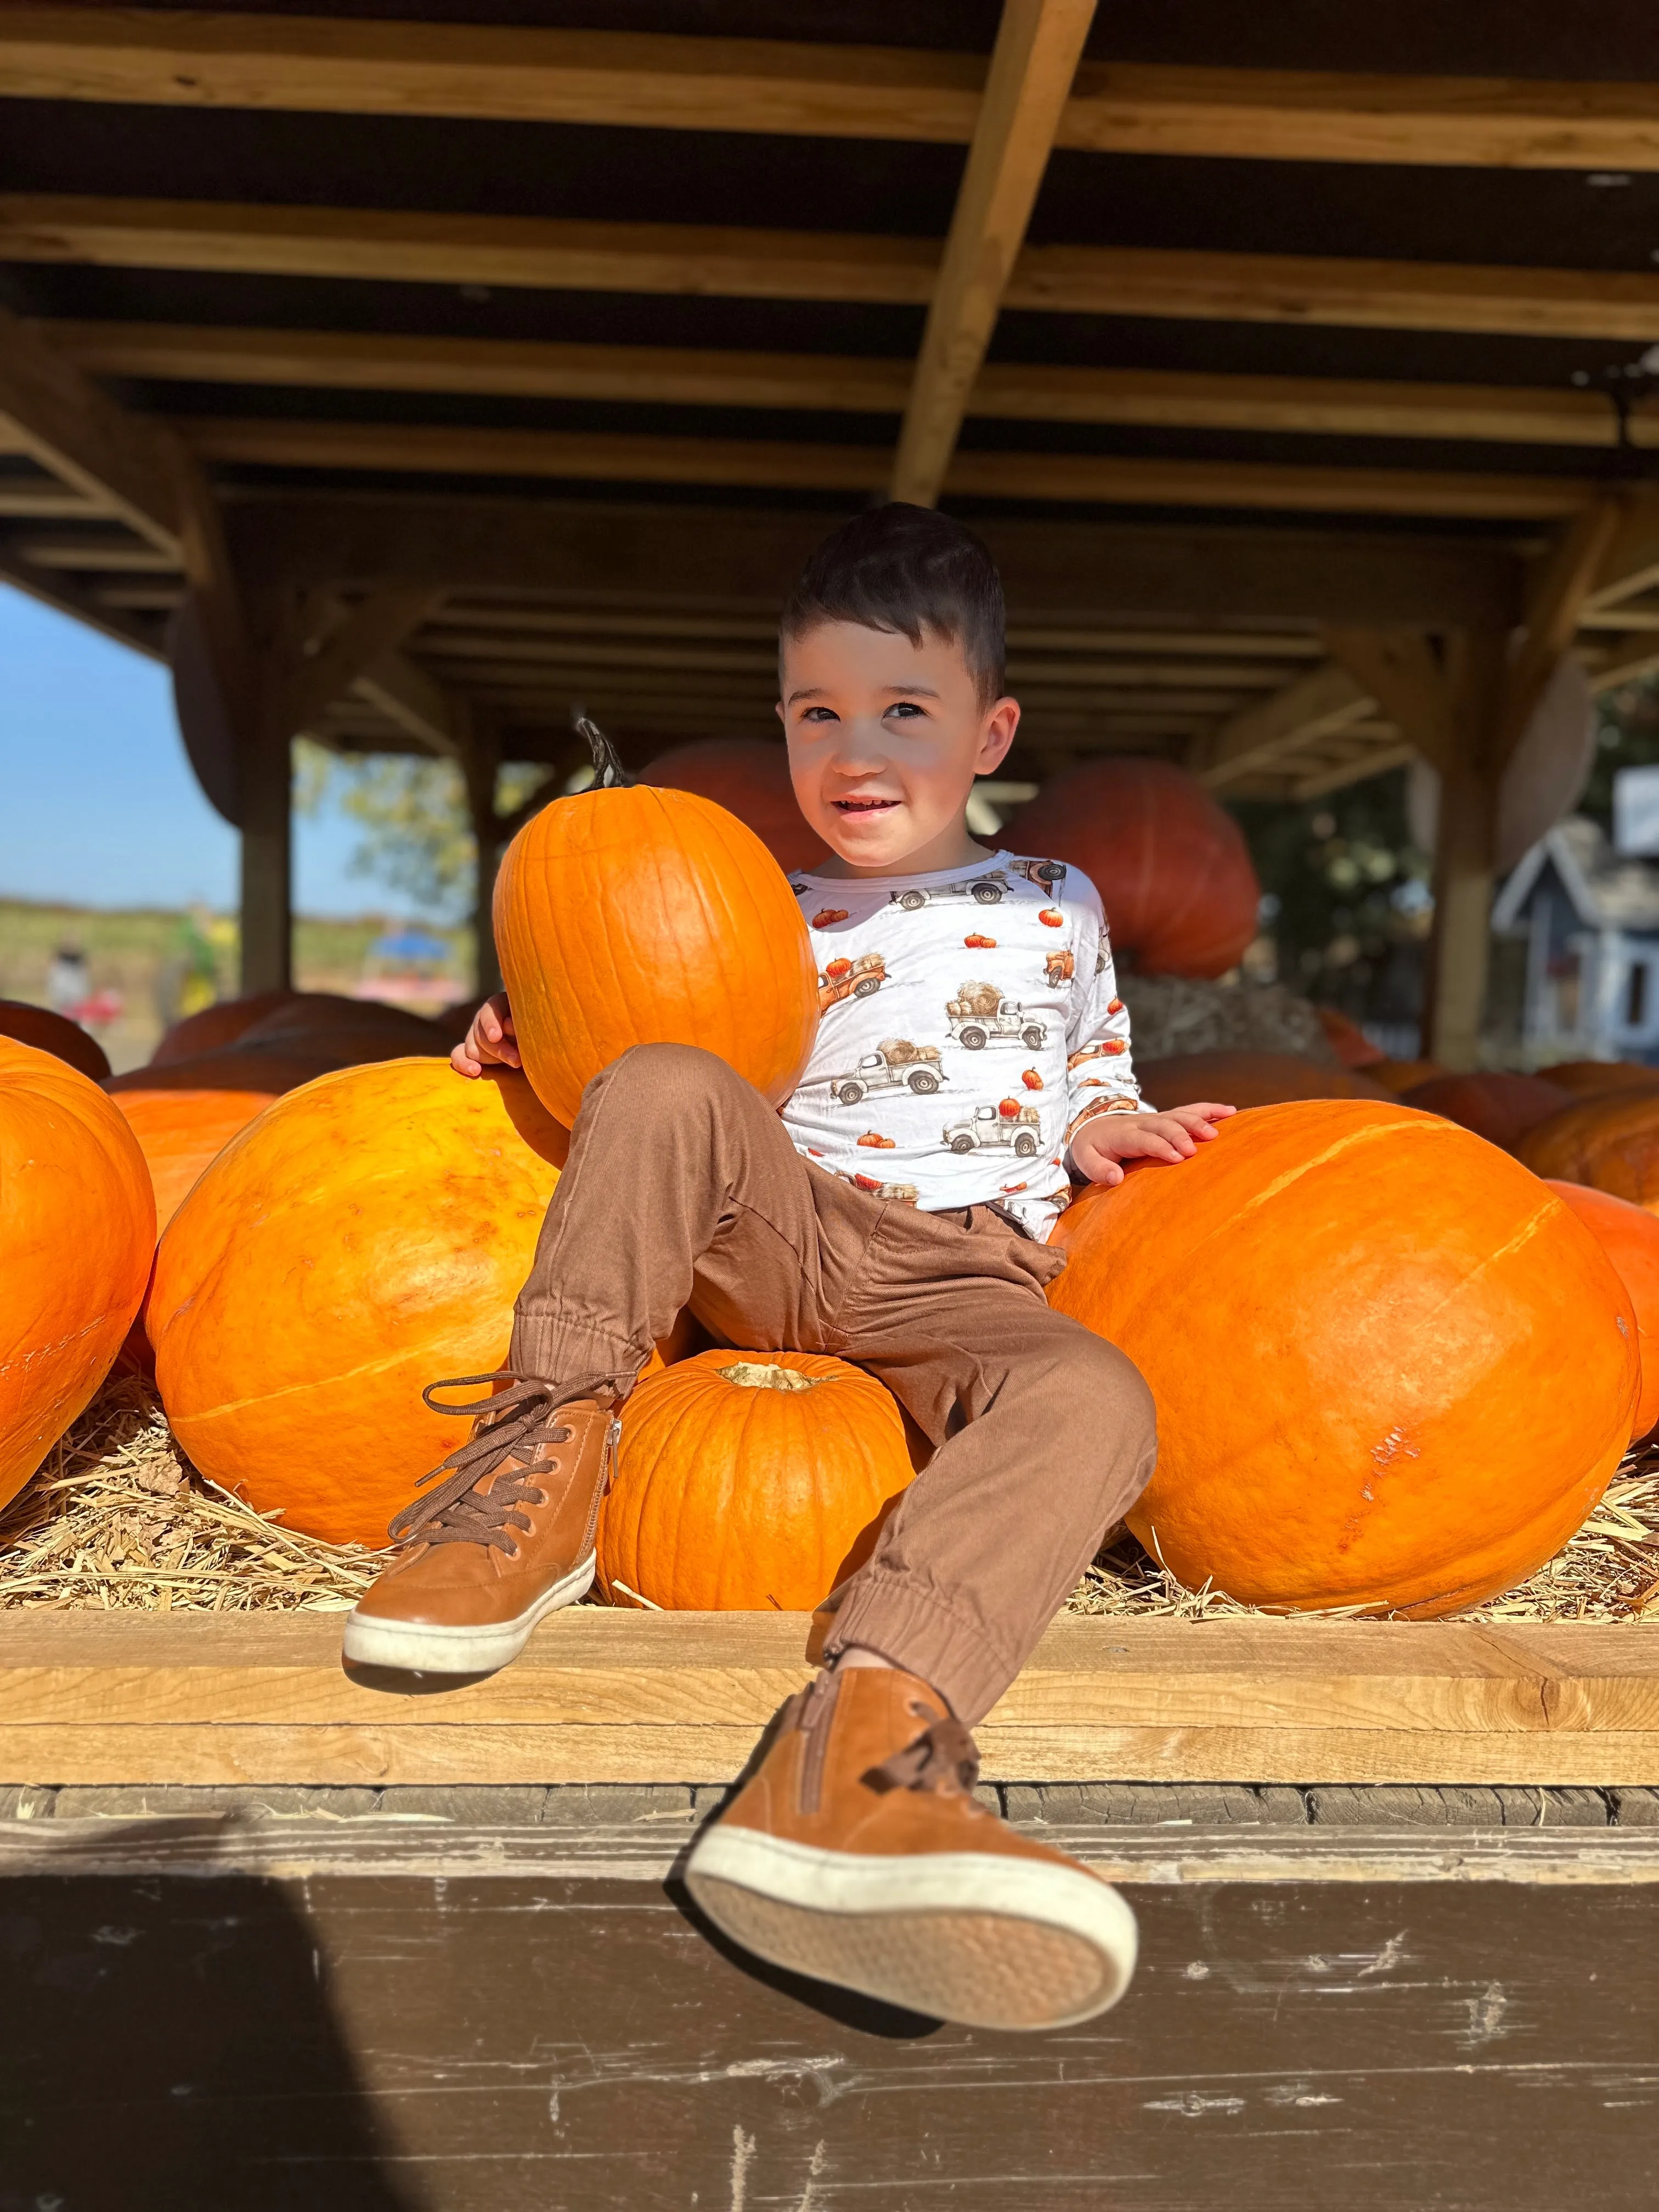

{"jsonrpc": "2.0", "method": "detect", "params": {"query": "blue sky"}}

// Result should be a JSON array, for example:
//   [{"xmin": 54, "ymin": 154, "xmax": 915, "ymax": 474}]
[{"xmin": 0, "ymin": 584, "xmax": 422, "ymax": 917}]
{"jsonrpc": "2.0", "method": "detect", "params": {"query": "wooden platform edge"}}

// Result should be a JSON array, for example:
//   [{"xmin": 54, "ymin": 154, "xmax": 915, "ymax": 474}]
[
  {"xmin": 9, "ymin": 1611, "xmax": 1659, "ymax": 1786},
  {"xmin": 6, "ymin": 1815, "xmax": 1659, "ymax": 1888}
]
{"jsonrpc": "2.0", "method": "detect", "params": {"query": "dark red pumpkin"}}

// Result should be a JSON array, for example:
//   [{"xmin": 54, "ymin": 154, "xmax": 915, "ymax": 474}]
[
  {"xmin": 1003, "ymin": 760, "xmax": 1260, "ymax": 978},
  {"xmin": 0, "ymin": 1000, "xmax": 110, "ymax": 1083},
  {"xmin": 1402, "ymin": 1071, "xmax": 1576, "ymax": 1154}
]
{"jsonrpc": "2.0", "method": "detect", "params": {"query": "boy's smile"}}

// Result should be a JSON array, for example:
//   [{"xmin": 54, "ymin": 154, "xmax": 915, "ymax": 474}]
[{"xmin": 778, "ymin": 618, "xmax": 1019, "ymax": 879}]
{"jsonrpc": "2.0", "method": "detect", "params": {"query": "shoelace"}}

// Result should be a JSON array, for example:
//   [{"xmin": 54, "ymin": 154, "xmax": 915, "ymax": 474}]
[
  {"xmin": 386, "ymin": 1370, "xmax": 620, "ymax": 1550},
  {"xmin": 867, "ymin": 1707, "xmax": 982, "ymax": 1797}
]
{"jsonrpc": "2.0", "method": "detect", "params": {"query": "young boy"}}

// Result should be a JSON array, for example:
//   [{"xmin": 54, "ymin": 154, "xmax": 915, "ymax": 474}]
[{"xmin": 345, "ymin": 504, "xmax": 1232, "ymax": 2032}]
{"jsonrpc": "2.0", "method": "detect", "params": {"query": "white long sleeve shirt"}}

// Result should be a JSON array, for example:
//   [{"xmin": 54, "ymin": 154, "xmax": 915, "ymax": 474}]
[{"xmin": 781, "ymin": 847, "xmax": 1142, "ymax": 1242}]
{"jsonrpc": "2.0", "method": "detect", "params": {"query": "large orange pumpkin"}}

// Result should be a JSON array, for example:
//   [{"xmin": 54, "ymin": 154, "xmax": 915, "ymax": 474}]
[
  {"xmin": 642, "ymin": 738, "xmax": 827, "ymax": 874},
  {"xmin": 1136, "ymin": 1049, "xmax": 1393, "ymax": 1110},
  {"xmin": 0, "ymin": 999, "xmax": 110, "ymax": 1082},
  {"xmin": 1049, "ymin": 1099, "xmax": 1637, "ymax": 1615},
  {"xmin": 494, "ymin": 721, "xmax": 819, "ymax": 1126},
  {"xmin": 150, "ymin": 989, "xmax": 295, "ymax": 1066},
  {"xmin": 150, "ymin": 1058, "xmax": 569, "ymax": 1545},
  {"xmin": 1546, "ymin": 1181, "xmax": 1659, "ymax": 1442},
  {"xmin": 1401, "ymin": 1071, "xmax": 1574, "ymax": 1154},
  {"xmin": 1537, "ymin": 1059, "xmax": 1659, "ymax": 1101},
  {"xmin": 1517, "ymin": 1091, "xmax": 1659, "ymax": 1209},
  {"xmin": 0, "ymin": 1039, "xmax": 154, "ymax": 1508},
  {"xmin": 1003, "ymin": 760, "xmax": 1260, "ymax": 978},
  {"xmin": 597, "ymin": 1350, "xmax": 914, "ymax": 1610}
]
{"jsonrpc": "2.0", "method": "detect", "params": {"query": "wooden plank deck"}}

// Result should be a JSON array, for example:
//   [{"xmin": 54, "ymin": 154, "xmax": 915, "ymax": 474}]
[{"xmin": 7, "ymin": 1610, "xmax": 1659, "ymax": 1785}]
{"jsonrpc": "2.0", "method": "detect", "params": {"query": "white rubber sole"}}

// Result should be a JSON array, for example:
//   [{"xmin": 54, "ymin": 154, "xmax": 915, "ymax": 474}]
[
  {"xmin": 340, "ymin": 1553, "xmax": 596, "ymax": 1674},
  {"xmin": 684, "ymin": 1825, "xmax": 1138, "ymax": 2030}
]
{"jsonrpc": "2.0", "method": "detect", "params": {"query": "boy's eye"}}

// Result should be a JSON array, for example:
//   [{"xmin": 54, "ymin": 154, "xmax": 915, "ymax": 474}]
[
  {"xmin": 800, "ymin": 706, "xmax": 839, "ymax": 723},
  {"xmin": 884, "ymin": 701, "xmax": 927, "ymax": 720}
]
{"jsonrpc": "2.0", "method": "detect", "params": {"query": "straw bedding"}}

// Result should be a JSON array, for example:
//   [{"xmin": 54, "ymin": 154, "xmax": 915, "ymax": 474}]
[{"xmin": 4, "ymin": 1374, "xmax": 1659, "ymax": 1623}]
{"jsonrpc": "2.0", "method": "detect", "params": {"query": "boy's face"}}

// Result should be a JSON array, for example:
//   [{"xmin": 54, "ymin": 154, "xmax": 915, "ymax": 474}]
[{"xmin": 777, "ymin": 619, "xmax": 1019, "ymax": 873}]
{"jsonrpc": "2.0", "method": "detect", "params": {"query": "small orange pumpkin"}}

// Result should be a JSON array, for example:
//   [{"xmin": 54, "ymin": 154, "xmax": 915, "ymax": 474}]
[
  {"xmin": 597, "ymin": 1350, "xmax": 914, "ymax": 1610},
  {"xmin": 1546, "ymin": 1180, "xmax": 1659, "ymax": 1442},
  {"xmin": 494, "ymin": 720, "xmax": 819, "ymax": 1125},
  {"xmin": 0, "ymin": 1039, "xmax": 154, "ymax": 1508},
  {"xmin": 0, "ymin": 999, "xmax": 110, "ymax": 1082},
  {"xmin": 1049, "ymin": 1100, "xmax": 1638, "ymax": 1616},
  {"xmin": 150, "ymin": 1058, "xmax": 569, "ymax": 1545},
  {"xmin": 106, "ymin": 1087, "xmax": 283, "ymax": 1233}
]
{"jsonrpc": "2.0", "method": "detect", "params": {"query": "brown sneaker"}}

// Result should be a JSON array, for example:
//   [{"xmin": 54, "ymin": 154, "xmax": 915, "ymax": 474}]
[
  {"xmin": 342, "ymin": 1371, "xmax": 622, "ymax": 1675},
  {"xmin": 684, "ymin": 1664, "xmax": 1137, "ymax": 2030}
]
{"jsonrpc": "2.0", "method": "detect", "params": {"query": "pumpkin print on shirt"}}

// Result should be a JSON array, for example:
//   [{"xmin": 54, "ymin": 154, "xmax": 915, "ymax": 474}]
[{"xmin": 783, "ymin": 849, "xmax": 1140, "ymax": 1241}]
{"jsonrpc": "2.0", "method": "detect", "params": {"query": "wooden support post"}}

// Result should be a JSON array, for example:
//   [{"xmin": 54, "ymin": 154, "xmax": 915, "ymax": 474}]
[
  {"xmin": 1420, "ymin": 632, "xmax": 1507, "ymax": 1071},
  {"xmin": 239, "ymin": 709, "xmax": 293, "ymax": 995},
  {"xmin": 461, "ymin": 703, "xmax": 503, "ymax": 1000}
]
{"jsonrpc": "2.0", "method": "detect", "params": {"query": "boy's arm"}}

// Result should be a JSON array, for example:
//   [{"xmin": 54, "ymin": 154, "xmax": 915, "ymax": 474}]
[
  {"xmin": 1060, "ymin": 906, "xmax": 1233, "ymax": 1187},
  {"xmin": 452, "ymin": 990, "xmax": 521, "ymax": 1076}
]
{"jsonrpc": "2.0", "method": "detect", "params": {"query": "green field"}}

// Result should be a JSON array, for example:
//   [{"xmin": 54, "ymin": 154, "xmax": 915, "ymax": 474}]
[{"xmin": 0, "ymin": 900, "xmax": 473, "ymax": 1073}]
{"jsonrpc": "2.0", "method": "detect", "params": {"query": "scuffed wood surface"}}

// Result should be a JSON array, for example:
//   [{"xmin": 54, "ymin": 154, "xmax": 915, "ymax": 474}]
[
  {"xmin": 6, "ymin": 1611, "xmax": 1659, "ymax": 1783},
  {"xmin": 4, "ymin": 1861, "xmax": 1659, "ymax": 2209}
]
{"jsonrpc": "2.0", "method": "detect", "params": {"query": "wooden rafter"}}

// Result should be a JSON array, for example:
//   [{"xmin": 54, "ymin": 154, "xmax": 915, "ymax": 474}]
[
  {"xmin": 43, "ymin": 320, "xmax": 1658, "ymax": 450},
  {"xmin": 15, "ymin": 196, "xmax": 1659, "ymax": 340},
  {"xmin": 0, "ymin": 303, "xmax": 181, "ymax": 554},
  {"xmin": 889, "ymin": 0, "xmax": 1094, "ymax": 506},
  {"xmin": 279, "ymin": 588, "xmax": 445, "ymax": 736},
  {"xmin": 179, "ymin": 417, "xmax": 1594, "ymax": 520},
  {"xmin": 1196, "ymin": 663, "xmax": 1378, "ymax": 789},
  {"xmin": 10, "ymin": 13, "xmax": 1659, "ymax": 173},
  {"xmin": 1491, "ymin": 496, "xmax": 1624, "ymax": 771}
]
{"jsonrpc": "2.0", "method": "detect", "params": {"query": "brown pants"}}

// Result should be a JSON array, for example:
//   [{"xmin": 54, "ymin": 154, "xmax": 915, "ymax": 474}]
[{"xmin": 509, "ymin": 1045, "xmax": 1156, "ymax": 1723}]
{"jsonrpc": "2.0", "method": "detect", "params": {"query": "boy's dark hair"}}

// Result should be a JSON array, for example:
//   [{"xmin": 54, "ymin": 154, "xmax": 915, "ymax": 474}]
[{"xmin": 780, "ymin": 503, "xmax": 1006, "ymax": 707}]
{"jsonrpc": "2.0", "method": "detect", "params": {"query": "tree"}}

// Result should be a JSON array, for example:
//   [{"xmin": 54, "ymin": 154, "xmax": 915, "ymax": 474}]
[{"xmin": 295, "ymin": 742, "xmax": 551, "ymax": 915}]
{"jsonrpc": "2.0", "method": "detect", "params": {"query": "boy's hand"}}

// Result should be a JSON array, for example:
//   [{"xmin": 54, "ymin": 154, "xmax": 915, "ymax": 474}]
[
  {"xmin": 1068, "ymin": 1101, "xmax": 1235, "ymax": 1188},
  {"xmin": 452, "ymin": 991, "xmax": 521, "ymax": 1077}
]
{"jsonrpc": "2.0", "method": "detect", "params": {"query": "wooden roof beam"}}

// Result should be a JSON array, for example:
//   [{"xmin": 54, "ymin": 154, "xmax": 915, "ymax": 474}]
[
  {"xmin": 18, "ymin": 197, "xmax": 1659, "ymax": 340},
  {"xmin": 178, "ymin": 416, "xmax": 1595, "ymax": 521},
  {"xmin": 0, "ymin": 303, "xmax": 182, "ymax": 555},
  {"xmin": 44, "ymin": 321, "xmax": 1654, "ymax": 450},
  {"xmin": 11, "ymin": 14, "xmax": 1659, "ymax": 171},
  {"xmin": 1195, "ymin": 662, "xmax": 1378, "ymax": 788},
  {"xmin": 889, "ymin": 0, "xmax": 1094, "ymax": 507}
]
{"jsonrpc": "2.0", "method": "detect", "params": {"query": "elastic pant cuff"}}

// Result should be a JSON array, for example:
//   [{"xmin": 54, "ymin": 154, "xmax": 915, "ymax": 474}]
[
  {"xmin": 821, "ymin": 1570, "xmax": 1019, "ymax": 1729},
  {"xmin": 507, "ymin": 1311, "xmax": 647, "ymax": 1393}
]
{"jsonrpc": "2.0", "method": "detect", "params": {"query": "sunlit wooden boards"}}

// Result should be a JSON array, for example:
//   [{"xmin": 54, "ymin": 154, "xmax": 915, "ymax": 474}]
[{"xmin": 5, "ymin": 1611, "xmax": 1659, "ymax": 1786}]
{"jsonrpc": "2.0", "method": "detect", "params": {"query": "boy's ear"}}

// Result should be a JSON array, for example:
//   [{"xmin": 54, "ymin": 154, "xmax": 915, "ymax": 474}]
[{"xmin": 976, "ymin": 695, "xmax": 1020, "ymax": 774}]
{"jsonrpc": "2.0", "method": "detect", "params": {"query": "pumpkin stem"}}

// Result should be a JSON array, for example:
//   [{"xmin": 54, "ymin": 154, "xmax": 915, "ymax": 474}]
[
  {"xmin": 573, "ymin": 712, "xmax": 636, "ymax": 790},
  {"xmin": 717, "ymin": 1361, "xmax": 823, "ymax": 1392}
]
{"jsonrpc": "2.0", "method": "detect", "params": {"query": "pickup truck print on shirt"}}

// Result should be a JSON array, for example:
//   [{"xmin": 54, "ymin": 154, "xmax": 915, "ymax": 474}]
[{"xmin": 782, "ymin": 848, "xmax": 1140, "ymax": 1242}]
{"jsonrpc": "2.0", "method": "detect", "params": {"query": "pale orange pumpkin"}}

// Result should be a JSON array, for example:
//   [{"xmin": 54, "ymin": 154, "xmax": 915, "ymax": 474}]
[
  {"xmin": 150, "ymin": 1058, "xmax": 569, "ymax": 1545},
  {"xmin": 0, "ymin": 1039, "xmax": 154, "ymax": 1508},
  {"xmin": 0, "ymin": 999, "xmax": 110, "ymax": 1082},
  {"xmin": 494, "ymin": 720, "xmax": 819, "ymax": 1126},
  {"xmin": 1536, "ymin": 1059, "xmax": 1659, "ymax": 1102},
  {"xmin": 1049, "ymin": 1099, "xmax": 1637, "ymax": 1616},
  {"xmin": 105, "ymin": 1086, "xmax": 284, "ymax": 1233},
  {"xmin": 1546, "ymin": 1181, "xmax": 1659, "ymax": 1442},
  {"xmin": 597, "ymin": 1350, "xmax": 914, "ymax": 1610},
  {"xmin": 641, "ymin": 738, "xmax": 827, "ymax": 873}
]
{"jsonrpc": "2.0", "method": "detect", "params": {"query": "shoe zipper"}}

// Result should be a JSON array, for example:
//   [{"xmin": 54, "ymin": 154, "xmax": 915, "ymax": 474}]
[
  {"xmin": 797, "ymin": 1668, "xmax": 841, "ymax": 1816},
  {"xmin": 577, "ymin": 1415, "xmax": 624, "ymax": 1564}
]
